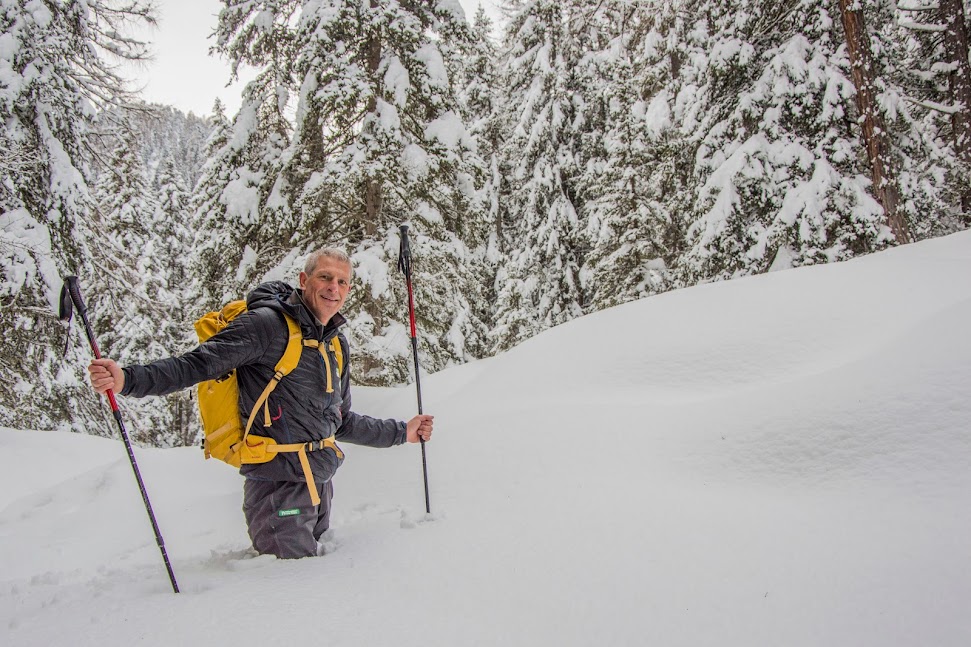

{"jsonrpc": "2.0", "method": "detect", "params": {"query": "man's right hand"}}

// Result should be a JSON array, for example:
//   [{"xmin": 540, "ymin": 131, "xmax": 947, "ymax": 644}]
[{"xmin": 88, "ymin": 358, "xmax": 124, "ymax": 395}]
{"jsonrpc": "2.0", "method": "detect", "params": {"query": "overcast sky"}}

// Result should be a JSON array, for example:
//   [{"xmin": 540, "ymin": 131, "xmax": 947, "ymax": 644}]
[{"xmin": 133, "ymin": 0, "xmax": 502, "ymax": 117}]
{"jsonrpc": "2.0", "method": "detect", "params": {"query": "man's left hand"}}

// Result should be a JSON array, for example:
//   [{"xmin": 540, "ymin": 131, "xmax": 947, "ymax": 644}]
[{"xmin": 406, "ymin": 414, "xmax": 434, "ymax": 443}]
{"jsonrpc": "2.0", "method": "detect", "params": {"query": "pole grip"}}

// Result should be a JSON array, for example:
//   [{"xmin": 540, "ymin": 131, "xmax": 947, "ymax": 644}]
[
  {"xmin": 398, "ymin": 224, "xmax": 412, "ymax": 277},
  {"xmin": 63, "ymin": 276, "xmax": 117, "ymax": 408},
  {"xmin": 63, "ymin": 275, "xmax": 103, "ymax": 359},
  {"xmin": 64, "ymin": 275, "xmax": 87, "ymax": 316}
]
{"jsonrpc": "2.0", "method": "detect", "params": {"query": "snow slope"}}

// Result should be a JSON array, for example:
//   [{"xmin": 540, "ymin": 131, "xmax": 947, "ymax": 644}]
[{"xmin": 2, "ymin": 231, "xmax": 970, "ymax": 646}]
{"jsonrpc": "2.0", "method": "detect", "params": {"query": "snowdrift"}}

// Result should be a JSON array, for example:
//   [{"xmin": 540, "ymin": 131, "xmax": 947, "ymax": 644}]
[{"xmin": 2, "ymin": 231, "xmax": 969, "ymax": 646}]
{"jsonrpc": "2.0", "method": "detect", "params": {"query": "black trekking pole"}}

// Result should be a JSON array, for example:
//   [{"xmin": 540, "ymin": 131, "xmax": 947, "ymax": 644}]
[
  {"xmin": 397, "ymin": 225, "xmax": 431, "ymax": 514},
  {"xmin": 59, "ymin": 276, "xmax": 180, "ymax": 594}
]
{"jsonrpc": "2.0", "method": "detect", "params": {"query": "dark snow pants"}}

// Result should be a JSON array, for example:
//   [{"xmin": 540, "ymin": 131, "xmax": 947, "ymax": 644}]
[{"xmin": 242, "ymin": 478, "xmax": 333, "ymax": 559}]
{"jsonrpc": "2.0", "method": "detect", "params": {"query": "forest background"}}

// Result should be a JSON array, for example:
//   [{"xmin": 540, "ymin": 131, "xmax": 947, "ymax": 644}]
[{"xmin": 2, "ymin": 0, "xmax": 969, "ymax": 446}]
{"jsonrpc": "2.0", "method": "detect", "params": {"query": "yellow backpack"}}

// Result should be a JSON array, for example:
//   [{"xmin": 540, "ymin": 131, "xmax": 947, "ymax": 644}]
[{"xmin": 194, "ymin": 300, "xmax": 344, "ymax": 506}]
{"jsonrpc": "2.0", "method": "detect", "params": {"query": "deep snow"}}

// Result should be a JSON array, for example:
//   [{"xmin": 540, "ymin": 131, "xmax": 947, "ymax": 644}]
[{"xmin": 2, "ymin": 231, "xmax": 970, "ymax": 646}]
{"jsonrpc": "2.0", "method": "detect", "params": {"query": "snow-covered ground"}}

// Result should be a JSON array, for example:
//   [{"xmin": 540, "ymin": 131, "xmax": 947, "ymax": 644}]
[{"xmin": 2, "ymin": 231, "xmax": 970, "ymax": 646}]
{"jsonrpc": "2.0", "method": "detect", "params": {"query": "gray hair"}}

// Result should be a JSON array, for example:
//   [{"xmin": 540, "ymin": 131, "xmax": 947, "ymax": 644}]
[{"xmin": 304, "ymin": 247, "xmax": 353, "ymax": 276}]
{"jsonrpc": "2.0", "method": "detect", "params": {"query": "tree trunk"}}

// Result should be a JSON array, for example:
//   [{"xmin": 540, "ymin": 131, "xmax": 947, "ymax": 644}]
[
  {"xmin": 364, "ymin": 175, "xmax": 383, "ymax": 236},
  {"xmin": 838, "ymin": 0, "xmax": 911, "ymax": 243},
  {"xmin": 363, "ymin": 0, "xmax": 382, "ymax": 236},
  {"xmin": 940, "ymin": 0, "xmax": 971, "ymax": 213}
]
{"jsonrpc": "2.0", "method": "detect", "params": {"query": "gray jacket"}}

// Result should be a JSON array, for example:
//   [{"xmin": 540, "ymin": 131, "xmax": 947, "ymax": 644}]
[{"xmin": 121, "ymin": 281, "xmax": 406, "ymax": 483}]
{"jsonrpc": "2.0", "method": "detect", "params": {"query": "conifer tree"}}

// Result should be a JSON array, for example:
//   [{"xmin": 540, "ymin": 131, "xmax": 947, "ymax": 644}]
[
  {"xmin": 92, "ymin": 130, "xmax": 162, "ymax": 358},
  {"xmin": 189, "ymin": 77, "xmax": 295, "ymax": 305},
  {"xmin": 577, "ymin": 1, "xmax": 687, "ymax": 311},
  {"xmin": 459, "ymin": 6, "xmax": 506, "ymax": 331},
  {"xmin": 187, "ymin": 0, "xmax": 300, "ymax": 309},
  {"xmin": 205, "ymin": 0, "xmax": 490, "ymax": 383},
  {"xmin": 90, "ymin": 128, "xmax": 182, "ymax": 444},
  {"xmin": 0, "ymin": 0, "xmax": 155, "ymax": 433},
  {"xmin": 930, "ymin": 0, "xmax": 971, "ymax": 192},
  {"xmin": 676, "ymin": 0, "xmax": 898, "ymax": 284},
  {"xmin": 130, "ymin": 104, "xmax": 215, "ymax": 190},
  {"xmin": 839, "ymin": 0, "xmax": 910, "ymax": 244},
  {"xmin": 492, "ymin": 0, "xmax": 587, "ymax": 350},
  {"xmin": 188, "ymin": 99, "xmax": 239, "ymax": 309},
  {"xmin": 893, "ymin": 0, "xmax": 971, "ymax": 229},
  {"xmin": 153, "ymin": 156, "xmax": 197, "ymax": 445}
]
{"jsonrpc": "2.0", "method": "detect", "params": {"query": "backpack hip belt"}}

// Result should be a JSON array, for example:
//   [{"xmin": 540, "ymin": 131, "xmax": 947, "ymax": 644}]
[{"xmin": 236, "ymin": 434, "xmax": 344, "ymax": 506}]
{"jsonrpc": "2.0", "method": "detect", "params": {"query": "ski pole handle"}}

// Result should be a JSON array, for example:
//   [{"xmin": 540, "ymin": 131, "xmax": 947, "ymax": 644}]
[
  {"xmin": 64, "ymin": 275, "xmax": 101, "ymax": 356},
  {"xmin": 63, "ymin": 276, "xmax": 119, "ymax": 411},
  {"xmin": 398, "ymin": 224, "xmax": 412, "ymax": 276},
  {"xmin": 398, "ymin": 225, "xmax": 419, "ymax": 340}
]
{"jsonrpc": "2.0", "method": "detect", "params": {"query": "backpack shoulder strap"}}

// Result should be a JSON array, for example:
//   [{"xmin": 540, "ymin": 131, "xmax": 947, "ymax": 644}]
[
  {"xmin": 275, "ymin": 313, "xmax": 303, "ymax": 376},
  {"xmin": 330, "ymin": 336, "xmax": 344, "ymax": 376},
  {"xmin": 244, "ymin": 312, "xmax": 303, "ymax": 437},
  {"xmin": 300, "ymin": 332, "xmax": 344, "ymax": 394}
]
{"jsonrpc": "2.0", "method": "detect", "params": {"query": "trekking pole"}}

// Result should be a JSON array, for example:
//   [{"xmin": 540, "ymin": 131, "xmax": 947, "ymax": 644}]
[
  {"xmin": 397, "ymin": 224, "xmax": 431, "ymax": 514},
  {"xmin": 59, "ymin": 276, "xmax": 180, "ymax": 594}
]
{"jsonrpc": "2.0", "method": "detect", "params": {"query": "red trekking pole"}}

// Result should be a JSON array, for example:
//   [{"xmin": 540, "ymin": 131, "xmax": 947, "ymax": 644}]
[
  {"xmin": 397, "ymin": 225, "xmax": 431, "ymax": 514},
  {"xmin": 59, "ymin": 276, "xmax": 180, "ymax": 593}
]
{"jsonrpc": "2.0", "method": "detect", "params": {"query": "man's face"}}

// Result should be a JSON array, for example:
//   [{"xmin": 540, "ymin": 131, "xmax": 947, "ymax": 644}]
[{"xmin": 299, "ymin": 256, "xmax": 352, "ymax": 324}]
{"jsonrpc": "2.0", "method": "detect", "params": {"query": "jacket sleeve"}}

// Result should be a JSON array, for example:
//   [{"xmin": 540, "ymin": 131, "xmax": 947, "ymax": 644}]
[
  {"xmin": 120, "ymin": 308, "xmax": 278, "ymax": 398},
  {"xmin": 334, "ymin": 335, "xmax": 407, "ymax": 447}
]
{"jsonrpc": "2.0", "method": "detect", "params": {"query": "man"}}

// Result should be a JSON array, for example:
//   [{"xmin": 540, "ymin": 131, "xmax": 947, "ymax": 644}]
[{"xmin": 88, "ymin": 248, "xmax": 433, "ymax": 559}]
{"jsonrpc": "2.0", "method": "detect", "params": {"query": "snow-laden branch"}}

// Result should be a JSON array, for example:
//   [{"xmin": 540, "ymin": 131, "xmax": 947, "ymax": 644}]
[
  {"xmin": 899, "ymin": 20, "xmax": 946, "ymax": 32},
  {"xmin": 905, "ymin": 96, "xmax": 961, "ymax": 114},
  {"xmin": 896, "ymin": 3, "xmax": 940, "ymax": 11},
  {"xmin": 0, "ymin": 139, "xmax": 41, "ymax": 175}
]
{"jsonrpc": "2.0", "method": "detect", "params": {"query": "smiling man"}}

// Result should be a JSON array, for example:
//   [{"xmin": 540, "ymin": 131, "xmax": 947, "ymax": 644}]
[
  {"xmin": 88, "ymin": 248, "xmax": 434, "ymax": 558},
  {"xmin": 300, "ymin": 251, "xmax": 352, "ymax": 323}
]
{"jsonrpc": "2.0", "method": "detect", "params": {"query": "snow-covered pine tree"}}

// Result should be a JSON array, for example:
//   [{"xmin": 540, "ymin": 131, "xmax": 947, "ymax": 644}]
[
  {"xmin": 91, "ymin": 128, "xmax": 160, "ymax": 357},
  {"xmin": 188, "ymin": 99, "xmax": 239, "ymax": 310},
  {"xmin": 130, "ymin": 104, "xmax": 214, "ymax": 191},
  {"xmin": 297, "ymin": 0, "xmax": 490, "ymax": 382},
  {"xmin": 85, "ymin": 102, "xmax": 210, "ymax": 446},
  {"xmin": 463, "ymin": 5, "xmax": 502, "ymax": 205},
  {"xmin": 152, "ymin": 156, "xmax": 197, "ymax": 446},
  {"xmin": 457, "ymin": 5, "xmax": 506, "ymax": 336},
  {"xmin": 889, "ymin": 0, "xmax": 971, "ymax": 232},
  {"xmin": 193, "ymin": 0, "xmax": 299, "ymax": 307},
  {"xmin": 576, "ymin": 1, "xmax": 688, "ymax": 311},
  {"xmin": 202, "ymin": 0, "xmax": 490, "ymax": 383},
  {"xmin": 154, "ymin": 157, "xmax": 193, "ymax": 336},
  {"xmin": 90, "ymin": 103, "xmax": 214, "ymax": 203},
  {"xmin": 190, "ymin": 92, "xmax": 295, "ymax": 306},
  {"xmin": 0, "ymin": 0, "xmax": 155, "ymax": 433},
  {"xmin": 676, "ymin": 0, "xmax": 899, "ymax": 284},
  {"xmin": 89, "ymin": 127, "xmax": 184, "ymax": 444},
  {"xmin": 492, "ymin": 0, "xmax": 588, "ymax": 351},
  {"xmin": 838, "ymin": 0, "xmax": 910, "ymax": 244},
  {"xmin": 934, "ymin": 0, "xmax": 971, "ymax": 213}
]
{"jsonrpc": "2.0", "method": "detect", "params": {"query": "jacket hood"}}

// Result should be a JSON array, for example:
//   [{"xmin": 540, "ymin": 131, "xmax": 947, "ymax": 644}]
[
  {"xmin": 246, "ymin": 281, "xmax": 294, "ymax": 311},
  {"xmin": 246, "ymin": 281, "xmax": 346, "ymax": 339}
]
